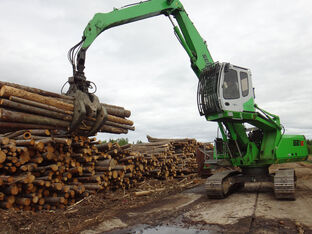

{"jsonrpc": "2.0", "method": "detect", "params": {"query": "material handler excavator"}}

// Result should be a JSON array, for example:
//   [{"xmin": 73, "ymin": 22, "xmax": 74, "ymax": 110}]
[{"xmin": 65, "ymin": 0, "xmax": 308, "ymax": 199}]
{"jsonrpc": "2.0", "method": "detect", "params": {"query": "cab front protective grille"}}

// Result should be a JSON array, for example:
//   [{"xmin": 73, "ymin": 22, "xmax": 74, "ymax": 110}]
[{"xmin": 197, "ymin": 63, "xmax": 222, "ymax": 116}]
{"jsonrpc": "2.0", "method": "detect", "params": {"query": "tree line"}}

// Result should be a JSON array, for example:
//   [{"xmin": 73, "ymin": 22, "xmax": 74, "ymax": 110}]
[{"xmin": 101, "ymin": 138, "xmax": 143, "ymax": 146}]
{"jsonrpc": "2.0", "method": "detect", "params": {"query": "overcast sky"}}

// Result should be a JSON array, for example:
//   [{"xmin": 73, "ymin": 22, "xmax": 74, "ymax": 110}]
[{"xmin": 0, "ymin": 0, "xmax": 311, "ymax": 142}]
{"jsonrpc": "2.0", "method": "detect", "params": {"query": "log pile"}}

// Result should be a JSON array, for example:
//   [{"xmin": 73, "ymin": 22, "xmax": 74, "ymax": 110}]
[
  {"xmin": 0, "ymin": 131, "xmax": 133, "ymax": 210},
  {"xmin": 0, "ymin": 81, "xmax": 134, "ymax": 135},
  {"xmin": 0, "ymin": 81, "xmax": 213, "ymax": 211},
  {"xmin": 0, "ymin": 132, "xmax": 209, "ymax": 211}
]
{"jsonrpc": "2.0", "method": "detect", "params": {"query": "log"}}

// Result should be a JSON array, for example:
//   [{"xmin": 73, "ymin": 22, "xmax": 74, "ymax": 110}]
[
  {"xmin": 100, "ymin": 125, "xmax": 128, "ymax": 134},
  {"xmin": 34, "ymin": 164, "xmax": 58, "ymax": 172},
  {"xmin": 4, "ymin": 185, "xmax": 19, "ymax": 195},
  {"xmin": 95, "ymin": 142, "xmax": 113, "ymax": 151},
  {"xmin": 10, "ymin": 96, "xmax": 73, "ymax": 115},
  {"xmin": 4, "ymin": 130, "xmax": 27, "ymax": 139},
  {"xmin": 105, "ymin": 121, "xmax": 135, "ymax": 131},
  {"xmin": 83, "ymin": 183, "xmax": 102, "ymax": 190},
  {"xmin": 0, "ymin": 81, "xmax": 74, "ymax": 101},
  {"xmin": 95, "ymin": 159, "xmax": 117, "ymax": 168},
  {"xmin": 146, "ymin": 135, "xmax": 196, "ymax": 143},
  {"xmin": 0, "ymin": 137, "xmax": 10, "ymax": 145},
  {"xmin": 23, "ymin": 131, "xmax": 32, "ymax": 140},
  {"xmin": 77, "ymin": 176, "xmax": 101, "ymax": 183},
  {"xmin": 52, "ymin": 183, "xmax": 63, "ymax": 191},
  {"xmin": 34, "ymin": 137, "xmax": 72, "ymax": 146},
  {"xmin": 0, "ymin": 109, "xmax": 69, "ymax": 128},
  {"xmin": 106, "ymin": 115, "xmax": 133, "ymax": 126},
  {"xmin": 0, "ymin": 86, "xmax": 74, "ymax": 111},
  {"xmin": 15, "ymin": 197, "xmax": 31, "ymax": 206},
  {"xmin": 102, "ymin": 104, "xmax": 131, "ymax": 118},
  {"xmin": 94, "ymin": 166, "xmax": 111, "ymax": 172},
  {"xmin": 0, "ymin": 150, "xmax": 6, "ymax": 163},
  {"xmin": 29, "ymin": 129, "xmax": 51, "ymax": 136},
  {"xmin": 0, "ymin": 99, "xmax": 72, "ymax": 121},
  {"xmin": 0, "ymin": 201, "xmax": 12, "ymax": 209},
  {"xmin": 0, "ymin": 121, "xmax": 62, "ymax": 130},
  {"xmin": 44, "ymin": 197, "xmax": 65, "ymax": 204},
  {"xmin": 0, "ymin": 176, "xmax": 14, "ymax": 183},
  {"xmin": 15, "ymin": 139, "xmax": 35, "ymax": 146},
  {"xmin": 6, "ymin": 196, "xmax": 15, "ymax": 204},
  {"xmin": 134, "ymin": 188, "xmax": 165, "ymax": 196}
]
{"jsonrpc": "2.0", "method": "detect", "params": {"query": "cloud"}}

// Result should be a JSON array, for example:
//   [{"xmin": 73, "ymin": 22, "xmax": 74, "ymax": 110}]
[{"xmin": 0, "ymin": 0, "xmax": 311, "ymax": 143}]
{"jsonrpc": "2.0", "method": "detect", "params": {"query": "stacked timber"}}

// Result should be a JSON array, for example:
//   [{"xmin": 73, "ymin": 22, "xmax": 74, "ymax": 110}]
[
  {"xmin": 0, "ymin": 131, "xmax": 128, "ymax": 210},
  {"xmin": 0, "ymin": 132, "xmax": 211, "ymax": 211},
  {"xmin": 143, "ymin": 135, "xmax": 204, "ymax": 178},
  {"xmin": 0, "ymin": 81, "xmax": 134, "ymax": 135}
]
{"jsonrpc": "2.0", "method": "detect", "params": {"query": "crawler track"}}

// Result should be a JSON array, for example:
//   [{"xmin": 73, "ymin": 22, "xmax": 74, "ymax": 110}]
[
  {"xmin": 205, "ymin": 170, "xmax": 241, "ymax": 198},
  {"xmin": 274, "ymin": 168, "xmax": 296, "ymax": 200}
]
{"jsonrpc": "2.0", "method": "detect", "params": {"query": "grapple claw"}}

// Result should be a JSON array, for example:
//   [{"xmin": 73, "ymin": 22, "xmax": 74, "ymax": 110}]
[{"xmin": 66, "ymin": 75, "xmax": 107, "ymax": 136}]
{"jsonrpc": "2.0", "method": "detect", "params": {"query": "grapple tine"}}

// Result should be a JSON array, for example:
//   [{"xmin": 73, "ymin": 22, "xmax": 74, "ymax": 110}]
[{"xmin": 88, "ymin": 95, "xmax": 107, "ymax": 136}]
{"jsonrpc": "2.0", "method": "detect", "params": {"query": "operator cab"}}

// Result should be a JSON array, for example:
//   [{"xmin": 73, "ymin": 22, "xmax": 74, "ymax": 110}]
[{"xmin": 197, "ymin": 62, "xmax": 255, "ymax": 117}]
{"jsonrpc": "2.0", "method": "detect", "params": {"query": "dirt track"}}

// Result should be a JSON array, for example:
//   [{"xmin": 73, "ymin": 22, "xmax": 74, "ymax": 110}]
[
  {"xmin": 82, "ymin": 162, "xmax": 312, "ymax": 234},
  {"xmin": 1, "ymin": 162, "xmax": 312, "ymax": 233}
]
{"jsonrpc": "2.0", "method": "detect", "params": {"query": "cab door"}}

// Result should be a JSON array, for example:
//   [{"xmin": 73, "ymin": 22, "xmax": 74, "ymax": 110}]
[{"xmin": 237, "ymin": 67, "xmax": 255, "ymax": 112}]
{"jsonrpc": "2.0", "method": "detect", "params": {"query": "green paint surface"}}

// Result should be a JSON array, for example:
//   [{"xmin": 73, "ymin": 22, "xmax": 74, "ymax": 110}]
[{"xmin": 243, "ymin": 98, "xmax": 255, "ymax": 112}]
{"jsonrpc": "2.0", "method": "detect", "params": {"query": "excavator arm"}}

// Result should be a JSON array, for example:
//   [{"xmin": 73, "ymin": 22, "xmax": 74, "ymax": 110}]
[
  {"xmin": 66, "ymin": 0, "xmax": 214, "ymax": 135},
  {"xmin": 69, "ymin": 0, "xmax": 213, "ymax": 88}
]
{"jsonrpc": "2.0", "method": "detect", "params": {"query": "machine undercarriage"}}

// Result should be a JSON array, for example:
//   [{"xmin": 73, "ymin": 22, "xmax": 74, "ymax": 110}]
[{"xmin": 206, "ymin": 167, "xmax": 296, "ymax": 200}]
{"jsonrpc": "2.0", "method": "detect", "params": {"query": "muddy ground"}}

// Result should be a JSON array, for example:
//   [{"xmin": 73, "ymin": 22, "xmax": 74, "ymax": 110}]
[{"xmin": 1, "ymin": 161, "xmax": 312, "ymax": 234}]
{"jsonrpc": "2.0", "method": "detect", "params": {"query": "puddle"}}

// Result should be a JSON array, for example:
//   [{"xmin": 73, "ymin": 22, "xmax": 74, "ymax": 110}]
[
  {"xmin": 108, "ymin": 224, "xmax": 210, "ymax": 234},
  {"xmin": 136, "ymin": 226, "xmax": 209, "ymax": 234}
]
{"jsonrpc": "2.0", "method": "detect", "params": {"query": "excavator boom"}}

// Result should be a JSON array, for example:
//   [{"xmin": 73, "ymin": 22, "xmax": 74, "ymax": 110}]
[{"xmin": 69, "ymin": 0, "xmax": 213, "ymax": 81}]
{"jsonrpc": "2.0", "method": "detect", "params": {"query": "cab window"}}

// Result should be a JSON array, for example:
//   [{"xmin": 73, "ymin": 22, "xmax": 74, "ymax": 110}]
[
  {"xmin": 240, "ymin": 72, "xmax": 249, "ymax": 97},
  {"xmin": 223, "ymin": 69, "xmax": 240, "ymax": 99}
]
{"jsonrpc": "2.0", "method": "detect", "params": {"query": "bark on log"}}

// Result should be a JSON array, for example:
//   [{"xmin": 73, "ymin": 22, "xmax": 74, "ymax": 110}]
[
  {"xmin": 95, "ymin": 142, "xmax": 113, "ymax": 151},
  {"xmin": 0, "ymin": 81, "xmax": 74, "ymax": 100},
  {"xmin": 4, "ymin": 130, "xmax": 27, "ymax": 139},
  {"xmin": 106, "ymin": 115, "xmax": 133, "ymax": 126},
  {"xmin": 0, "ymin": 99, "xmax": 72, "ymax": 121},
  {"xmin": 10, "ymin": 96, "xmax": 73, "ymax": 115},
  {"xmin": 100, "ymin": 125, "xmax": 128, "ymax": 134},
  {"xmin": 0, "ymin": 109, "xmax": 69, "ymax": 128},
  {"xmin": 95, "ymin": 159, "xmax": 117, "ymax": 168},
  {"xmin": 102, "ymin": 104, "xmax": 131, "ymax": 118},
  {"xmin": 105, "ymin": 121, "xmax": 135, "ymax": 131},
  {"xmin": 0, "ymin": 150, "xmax": 6, "ymax": 163},
  {"xmin": 0, "ymin": 86, "xmax": 73, "ymax": 111},
  {"xmin": 0, "ymin": 121, "xmax": 63, "ymax": 130}
]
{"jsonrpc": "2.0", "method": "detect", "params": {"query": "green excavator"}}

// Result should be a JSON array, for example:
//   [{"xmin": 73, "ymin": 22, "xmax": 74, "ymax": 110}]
[{"xmin": 65, "ymin": 0, "xmax": 308, "ymax": 199}]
